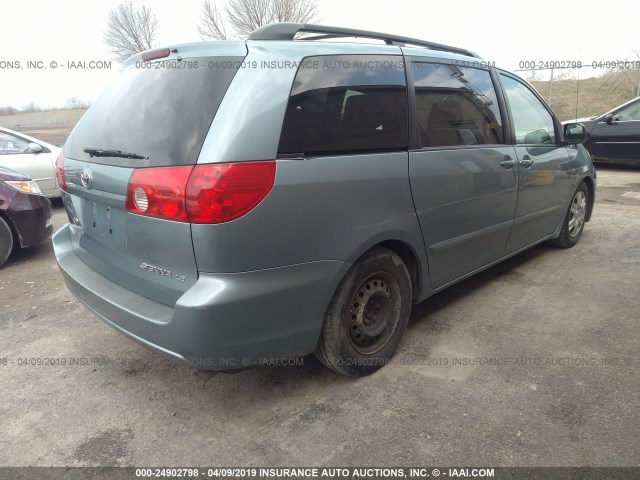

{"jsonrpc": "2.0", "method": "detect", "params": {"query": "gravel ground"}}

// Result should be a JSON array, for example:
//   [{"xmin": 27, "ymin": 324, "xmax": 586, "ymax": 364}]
[{"xmin": 0, "ymin": 165, "xmax": 638, "ymax": 468}]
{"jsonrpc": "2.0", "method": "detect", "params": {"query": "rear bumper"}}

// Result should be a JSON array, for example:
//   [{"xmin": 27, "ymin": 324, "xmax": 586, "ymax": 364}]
[{"xmin": 53, "ymin": 224, "xmax": 347, "ymax": 370}]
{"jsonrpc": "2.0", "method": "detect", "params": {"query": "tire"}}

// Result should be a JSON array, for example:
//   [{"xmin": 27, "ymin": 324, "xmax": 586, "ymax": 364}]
[
  {"xmin": 0, "ymin": 216, "xmax": 14, "ymax": 268},
  {"xmin": 549, "ymin": 181, "xmax": 589, "ymax": 249},
  {"xmin": 315, "ymin": 247, "xmax": 412, "ymax": 376}
]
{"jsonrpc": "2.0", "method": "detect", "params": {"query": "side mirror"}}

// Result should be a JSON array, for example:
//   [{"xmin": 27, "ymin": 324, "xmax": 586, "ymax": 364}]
[
  {"xmin": 27, "ymin": 142, "xmax": 43, "ymax": 153},
  {"xmin": 604, "ymin": 114, "xmax": 615, "ymax": 125},
  {"xmin": 564, "ymin": 122, "xmax": 587, "ymax": 145}
]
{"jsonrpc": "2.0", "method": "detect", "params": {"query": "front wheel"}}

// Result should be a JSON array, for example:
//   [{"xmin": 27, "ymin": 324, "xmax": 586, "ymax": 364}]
[
  {"xmin": 0, "ymin": 216, "xmax": 14, "ymax": 268},
  {"xmin": 549, "ymin": 181, "xmax": 589, "ymax": 248},
  {"xmin": 315, "ymin": 247, "xmax": 412, "ymax": 376}
]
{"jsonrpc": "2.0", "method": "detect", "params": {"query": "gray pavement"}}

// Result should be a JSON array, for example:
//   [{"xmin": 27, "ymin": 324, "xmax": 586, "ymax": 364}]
[{"xmin": 0, "ymin": 166, "xmax": 638, "ymax": 467}]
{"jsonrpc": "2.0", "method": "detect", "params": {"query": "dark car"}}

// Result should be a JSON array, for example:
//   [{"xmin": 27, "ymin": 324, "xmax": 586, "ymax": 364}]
[
  {"xmin": 570, "ymin": 97, "xmax": 640, "ymax": 164},
  {"xmin": 0, "ymin": 166, "xmax": 53, "ymax": 267}
]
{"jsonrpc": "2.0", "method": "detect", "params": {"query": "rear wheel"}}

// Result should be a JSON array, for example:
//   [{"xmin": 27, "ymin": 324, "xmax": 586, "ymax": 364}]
[
  {"xmin": 0, "ymin": 216, "xmax": 14, "ymax": 267},
  {"xmin": 315, "ymin": 247, "xmax": 412, "ymax": 376},
  {"xmin": 549, "ymin": 181, "xmax": 589, "ymax": 248}
]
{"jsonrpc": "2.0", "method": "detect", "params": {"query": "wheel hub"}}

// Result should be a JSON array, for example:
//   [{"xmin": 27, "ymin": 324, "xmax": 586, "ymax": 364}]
[
  {"xmin": 348, "ymin": 276, "xmax": 395, "ymax": 352},
  {"xmin": 569, "ymin": 190, "xmax": 587, "ymax": 238}
]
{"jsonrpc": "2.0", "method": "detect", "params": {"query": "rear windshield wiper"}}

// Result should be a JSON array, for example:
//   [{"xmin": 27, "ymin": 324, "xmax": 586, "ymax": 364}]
[{"xmin": 84, "ymin": 147, "xmax": 149, "ymax": 160}]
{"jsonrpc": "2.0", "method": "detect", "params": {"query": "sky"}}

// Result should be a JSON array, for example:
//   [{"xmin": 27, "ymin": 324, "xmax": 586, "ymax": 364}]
[{"xmin": 0, "ymin": 0, "xmax": 638, "ymax": 109}]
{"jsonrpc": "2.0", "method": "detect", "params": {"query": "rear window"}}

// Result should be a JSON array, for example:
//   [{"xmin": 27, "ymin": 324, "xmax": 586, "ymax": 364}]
[
  {"xmin": 278, "ymin": 55, "xmax": 408, "ymax": 156},
  {"xmin": 64, "ymin": 57, "xmax": 243, "ymax": 167}
]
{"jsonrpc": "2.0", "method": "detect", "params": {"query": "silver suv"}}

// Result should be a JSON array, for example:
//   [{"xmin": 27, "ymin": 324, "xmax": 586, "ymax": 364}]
[{"xmin": 53, "ymin": 23, "xmax": 595, "ymax": 376}]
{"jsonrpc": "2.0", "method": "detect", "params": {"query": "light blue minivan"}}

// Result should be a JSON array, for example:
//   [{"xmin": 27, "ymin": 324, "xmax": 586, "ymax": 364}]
[{"xmin": 53, "ymin": 23, "xmax": 595, "ymax": 376}]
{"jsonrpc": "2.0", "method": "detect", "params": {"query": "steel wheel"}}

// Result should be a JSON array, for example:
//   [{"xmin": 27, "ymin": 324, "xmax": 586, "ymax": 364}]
[
  {"xmin": 315, "ymin": 247, "xmax": 412, "ymax": 376},
  {"xmin": 348, "ymin": 272, "xmax": 401, "ymax": 355}
]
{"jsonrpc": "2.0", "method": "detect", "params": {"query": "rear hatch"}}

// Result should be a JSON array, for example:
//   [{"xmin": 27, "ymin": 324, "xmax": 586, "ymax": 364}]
[{"xmin": 60, "ymin": 43, "xmax": 246, "ymax": 305}]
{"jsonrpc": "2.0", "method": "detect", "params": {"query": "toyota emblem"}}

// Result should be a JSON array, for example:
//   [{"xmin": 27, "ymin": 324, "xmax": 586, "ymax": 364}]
[{"xmin": 80, "ymin": 169, "xmax": 92, "ymax": 189}]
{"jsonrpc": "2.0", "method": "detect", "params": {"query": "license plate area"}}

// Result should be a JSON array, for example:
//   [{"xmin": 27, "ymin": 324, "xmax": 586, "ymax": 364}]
[{"xmin": 79, "ymin": 199, "xmax": 126, "ymax": 247}]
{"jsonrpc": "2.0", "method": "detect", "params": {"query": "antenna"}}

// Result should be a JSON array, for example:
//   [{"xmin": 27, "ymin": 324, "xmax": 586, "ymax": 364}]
[{"xmin": 575, "ymin": 68, "xmax": 581, "ymax": 121}]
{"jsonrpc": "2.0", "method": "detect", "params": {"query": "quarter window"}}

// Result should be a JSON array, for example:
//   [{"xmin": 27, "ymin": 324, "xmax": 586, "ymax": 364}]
[
  {"xmin": 412, "ymin": 62, "xmax": 503, "ymax": 147},
  {"xmin": 500, "ymin": 75, "xmax": 556, "ymax": 145},
  {"xmin": 278, "ymin": 55, "xmax": 408, "ymax": 155}
]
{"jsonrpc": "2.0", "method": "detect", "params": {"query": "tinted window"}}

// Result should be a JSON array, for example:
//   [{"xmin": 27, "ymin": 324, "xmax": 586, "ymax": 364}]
[
  {"xmin": 500, "ymin": 75, "xmax": 556, "ymax": 145},
  {"xmin": 64, "ymin": 57, "xmax": 243, "ymax": 167},
  {"xmin": 412, "ymin": 62, "xmax": 503, "ymax": 147},
  {"xmin": 278, "ymin": 55, "xmax": 408, "ymax": 155}
]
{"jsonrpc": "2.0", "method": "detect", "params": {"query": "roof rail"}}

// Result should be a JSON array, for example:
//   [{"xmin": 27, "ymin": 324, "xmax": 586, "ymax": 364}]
[{"xmin": 247, "ymin": 23, "xmax": 481, "ymax": 59}]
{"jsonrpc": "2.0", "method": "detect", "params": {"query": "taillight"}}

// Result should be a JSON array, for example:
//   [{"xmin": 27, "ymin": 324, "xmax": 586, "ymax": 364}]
[
  {"xmin": 186, "ymin": 162, "xmax": 276, "ymax": 223},
  {"xmin": 125, "ymin": 161, "xmax": 276, "ymax": 224},
  {"xmin": 126, "ymin": 166, "xmax": 192, "ymax": 222},
  {"xmin": 55, "ymin": 153, "xmax": 66, "ymax": 192}
]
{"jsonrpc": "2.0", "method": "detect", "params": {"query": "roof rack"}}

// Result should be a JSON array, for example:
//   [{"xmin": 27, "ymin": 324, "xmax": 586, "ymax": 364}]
[{"xmin": 247, "ymin": 23, "xmax": 481, "ymax": 59}]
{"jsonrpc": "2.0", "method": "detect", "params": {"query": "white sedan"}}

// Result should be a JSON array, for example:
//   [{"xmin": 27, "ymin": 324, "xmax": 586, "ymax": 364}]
[{"xmin": 0, "ymin": 126, "xmax": 61, "ymax": 198}]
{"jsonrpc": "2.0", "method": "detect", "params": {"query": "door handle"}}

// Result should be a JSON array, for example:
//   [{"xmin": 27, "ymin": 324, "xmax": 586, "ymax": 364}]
[
  {"xmin": 520, "ymin": 156, "xmax": 533, "ymax": 168},
  {"xmin": 500, "ymin": 156, "xmax": 517, "ymax": 169}
]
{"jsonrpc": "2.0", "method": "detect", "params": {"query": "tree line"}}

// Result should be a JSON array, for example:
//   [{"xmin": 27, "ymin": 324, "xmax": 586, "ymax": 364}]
[{"xmin": 0, "ymin": 98, "xmax": 89, "ymax": 117}]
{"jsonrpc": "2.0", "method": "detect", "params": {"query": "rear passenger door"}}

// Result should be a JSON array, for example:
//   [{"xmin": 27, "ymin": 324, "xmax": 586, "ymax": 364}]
[
  {"xmin": 407, "ymin": 59, "xmax": 518, "ymax": 288},
  {"xmin": 273, "ymin": 55, "xmax": 427, "ymax": 274},
  {"xmin": 498, "ymin": 73, "xmax": 574, "ymax": 253}
]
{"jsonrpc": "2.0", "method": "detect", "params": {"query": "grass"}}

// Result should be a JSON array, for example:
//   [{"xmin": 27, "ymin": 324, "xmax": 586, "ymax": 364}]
[{"xmin": 529, "ymin": 68, "xmax": 640, "ymax": 121}]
